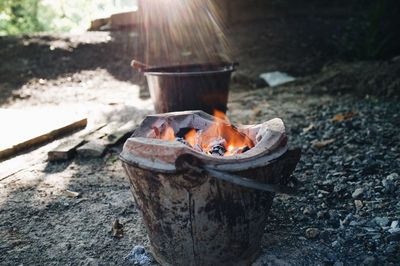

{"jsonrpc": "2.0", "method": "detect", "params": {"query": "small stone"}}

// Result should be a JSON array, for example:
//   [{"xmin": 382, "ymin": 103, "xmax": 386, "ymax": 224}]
[
  {"xmin": 333, "ymin": 261, "xmax": 344, "ymax": 266},
  {"xmin": 317, "ymin": 210, "xmax": 328, "ymax": 219},
  {"xmin": 82, "ymin": 258, "xmax": 98, "ymax": 265},
  {"xmin": 391, "ymin": 220, "xmax": 399, "ymax": 228},
  {"xmin": 385, "ymin": 242, "xmax": 398, "ymax": 255},
  {"xmin": 303, "ymin": 206, "xmax": 316, "ymax": 216},
  {"xmin": 341, "ymin": 213, "xmax": 353, "ymax": 226},
  {"xmin": 352, "ymin": 188, "xmax": 364, "ymax": 199},
  {"xmin": 331, "ymin": 240, "xmax": 340, "ymax": 248},
  {"xmin": 389, "ymin": 220, "xmax": 400, "ymax": 233},
  {"xmin": 328, "ymin": 210, "xmax": 340, "ymax": 228},
  {"xmin": 354, "ymin": 200, "xmax": 363, "ymax": 209},
  {"xmin": 349, "ymin": 221, "xmax": 359, "ymax": 226},
  {"xmin": 362, "ymin": 256, "xmax": 377, "ymax": 266},
  {"xmin": 389, "ymin": 228, "xmax": 400, "ymax": 234},
  {"xmin": 364, "ymin": 240, "xmax": 377, "ymax": 251},
  {"xmin": 382, "ymin": 179, "xmax": 395, "ymax": 193},
  {"xmin": 65, "ymin": 189, "xmax": 80, "ymax": 198},
  {"xmin": 387, "ymin": 232, "xmax": 400, "ymax": 242},
  {"xmin": 374, "ymin": 217, "xmax": 389, "ymax": 228},
  {"xmin": 125, "ymin": 245, "xmax": 153, "ymax": 265},
  {"xmin": 386, "ymin": 173, "xmax": 399, "ymax": 181},
  {"xmin": 305, "ymin": 228, "xmax": 320, "ymax": 239}
]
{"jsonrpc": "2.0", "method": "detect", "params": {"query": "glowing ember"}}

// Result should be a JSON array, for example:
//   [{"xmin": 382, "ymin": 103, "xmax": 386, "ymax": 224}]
[{"xmin": 157, "ymin": 110, "xmax": 254, "ymax": 156}]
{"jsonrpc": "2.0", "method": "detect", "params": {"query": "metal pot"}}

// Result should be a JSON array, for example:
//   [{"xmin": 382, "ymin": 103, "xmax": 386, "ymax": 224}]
[{"xmin": 139, "ymin": 63, "xmax": 237, "ymax": 114}]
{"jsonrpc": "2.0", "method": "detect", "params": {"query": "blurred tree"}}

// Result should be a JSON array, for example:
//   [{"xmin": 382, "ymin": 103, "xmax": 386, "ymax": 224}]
[
  {"xmin": 337, "ymin": 0, "xmax": 400, "ymax": 59},
  {"xmin": 0, "ymin": 0, "xmax": 44, "ymax": 34},
  {"xmin": 0, "ymin": 0, "xmax": 137, "ymax": 35}
]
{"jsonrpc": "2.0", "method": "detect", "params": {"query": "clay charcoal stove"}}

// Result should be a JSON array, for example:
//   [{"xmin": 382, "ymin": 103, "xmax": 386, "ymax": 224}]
[{"xmin": 120, "ymin": 110, "xmax": 301, "ymax": 266}]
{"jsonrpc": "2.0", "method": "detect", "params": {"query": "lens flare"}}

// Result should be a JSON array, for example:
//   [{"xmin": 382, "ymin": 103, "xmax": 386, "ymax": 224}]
[{"xmin": 138, "ymin": 0, "xmax": 232, "ymax": 66}]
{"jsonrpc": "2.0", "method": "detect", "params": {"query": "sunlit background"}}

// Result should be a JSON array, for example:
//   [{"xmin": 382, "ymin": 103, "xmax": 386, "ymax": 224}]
[
  {"xmin": 0, "ymin": 0, "xmax": 138, "ymax": 34},
  {"xmin": 139, "ymin": 0, "xmax": 231, "ymax": 65}
]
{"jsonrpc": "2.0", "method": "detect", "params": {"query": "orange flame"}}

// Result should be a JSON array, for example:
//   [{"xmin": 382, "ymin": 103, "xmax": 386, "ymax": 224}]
[
  {"xmin": 213, "ymin": 109, "xmax": 229, "ymax": 122},
  {"xmin": 157, "ymin": 110, "xmax": 254, "ymax": 156},
  {"xmin": 184, "ymin": 110, "xmax": 254, "ymax": 156},
  {"xmin": 185, "ymin": 128, "xmax": 197, "ymax": 147}
]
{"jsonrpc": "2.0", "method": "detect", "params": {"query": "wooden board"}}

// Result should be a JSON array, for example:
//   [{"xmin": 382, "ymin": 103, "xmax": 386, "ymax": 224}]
[
  {"xmin": 76, "ymin": 139, "xmax": 107, "ymax": 158},
  {"xmin": 0, "ymin": 108, "xmax": 87, "ymax": 161},
  {"xmin": 47, "ymin": 123, "xmax": 106, "ymax": 162},
  {"xmin": 47, "ymin": 138, "xmax": 86, "ymax": 161},
  {"xmin": 102, "ymin": 120, "xmax": 137, "ymax": 146},
  {"xmin": 75, "ymin": 121, "xmax": 137, "ymax": 158}
]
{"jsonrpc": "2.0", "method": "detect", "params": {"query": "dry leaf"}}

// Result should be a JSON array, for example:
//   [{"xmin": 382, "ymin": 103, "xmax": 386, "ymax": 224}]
[
  {"xmin": 65, "ymin": 189, "xmax": 80, "ymax": 198},
  {"xmin": 332, "ymin": 111, "xmax": 357, "ymax": 122},
  {"xmin": 312, "ymin": 138, "xmax": 335, "ymax": 148},
  {"xmin": 303, "ymin": 123, "xmax": 315, "ymax": 133},
  {"xmin": 112, "ymin": 219, "xmax": 124, "ymax": 238}
]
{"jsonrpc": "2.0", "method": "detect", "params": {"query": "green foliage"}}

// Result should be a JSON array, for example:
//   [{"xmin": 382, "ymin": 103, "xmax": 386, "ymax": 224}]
[
  {"xmin": 337, "ymin": 0, "xmax": 400, "ymax": 60},
  {"xmin": 0, "ymin": 0, "xmax": 137, "ymax": 35},
  {"xmin": 0, "ymin": 0, "xmax": 44, "ymax": 34}
]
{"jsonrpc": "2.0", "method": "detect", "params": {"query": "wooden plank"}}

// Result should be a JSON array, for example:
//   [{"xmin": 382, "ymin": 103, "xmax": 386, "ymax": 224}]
[
  {"xmin": 74, "ymin": 122, "xmax": 123, "ymax": 158},
  {"xmin": 47, "ymin": 123, "xmax": 107, "ymax": 162},
  {"xmin": 102, "ymin": 120, "xmax": 136, "ymax": 146},
  {"xmin": 0, "ymin": 117, "xmax": 87, "ymax": 161},
  {"xmin": 47, "ymin": 138, "xmax": 85, "ymax": 161},
  {"xmin": 74, "ymin": 121, "xmax": 137, "ymax": 159},
  {"xmin": 76, "ymin": 140, "xmax": 107, "ymax": 158},
  {"xmin": 84, "ymin": 122, "xmax": 122, "ymax": 141}
]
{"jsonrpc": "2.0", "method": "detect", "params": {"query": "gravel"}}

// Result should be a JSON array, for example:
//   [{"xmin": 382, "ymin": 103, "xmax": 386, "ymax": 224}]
[
  {"xmin": 1, "ymin": 33, "xmax": 399, "ymax": 265},
  {"xmin": 231, "ymin": 87, "xmax": 400, "ymax": 265}
]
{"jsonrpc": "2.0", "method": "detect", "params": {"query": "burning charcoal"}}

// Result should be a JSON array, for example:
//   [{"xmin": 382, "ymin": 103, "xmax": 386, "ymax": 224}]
[
  {"xmin": 176, "ymin": 127, "xmax": 196, "ymax": 138},
  {"xmin": 209, "ymin": 144, "xmax": 227, "ymax": 156},
  {"xmin": 175, "ymin": 137, "xmax": 189, "ymax": 146},
  {"xmin": 226, "ymin": 146, "xmax": 251, "ymax": 155},
  {"xmin": 207, "ymin": 137, "xmax": 226, "ymax": 147},
  {"xmin": 206, "ymin": 137, "xmax": 227, "ymax": 156},
  {"xmin": 240, "ymin": 146, "xmax": 250, "ymax": 153}
]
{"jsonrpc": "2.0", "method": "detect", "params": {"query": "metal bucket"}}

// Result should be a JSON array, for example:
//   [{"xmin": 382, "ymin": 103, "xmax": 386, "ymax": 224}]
[
  {"xmin": 120, "ymin": 146, "xmax": 300, "ymax": 266},
  {"xmin": 142, "ymin": 63, "xmax": 236, "ymax": 114},
  {"xmin": 123, "ymin": 151, "xmax": 298, "ymax": 266},
  {"xmin": 120, "ymin": 111, "xmax": 300, "ymax": 265}
]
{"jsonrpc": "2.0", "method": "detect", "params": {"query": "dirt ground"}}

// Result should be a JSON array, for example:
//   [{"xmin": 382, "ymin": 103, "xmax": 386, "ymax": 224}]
[{"xmin": 1, "ymin": 20, "xmax": 399, "ymax": 266}]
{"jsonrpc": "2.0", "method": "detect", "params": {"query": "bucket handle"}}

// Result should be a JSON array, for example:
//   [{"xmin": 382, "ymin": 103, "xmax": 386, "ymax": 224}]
[
  {"xmin": 175, "ymin": 153, "xmax": 299, "ymax": 194},
  {"xmin": 232, "ymin": 62, "xmax": 239, "ymax": 70},
  {"xmin": 130, "ymin": 60, "xmax": 151, "ymax": 72}
]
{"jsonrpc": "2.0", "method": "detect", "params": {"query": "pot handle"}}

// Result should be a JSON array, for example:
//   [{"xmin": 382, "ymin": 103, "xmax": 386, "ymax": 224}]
[
  {"xmin": 175, "ymin": 152, "xmax": 299, "ymax": 194},
  {"xmin": 130, "ymin": 60, "xmax": 149, "ymax": 72}
]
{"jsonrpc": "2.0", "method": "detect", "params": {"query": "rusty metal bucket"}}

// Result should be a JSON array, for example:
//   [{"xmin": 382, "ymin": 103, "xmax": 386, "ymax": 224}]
[
  {"xmin": 141, "ymin": 63, "xmax": 236, "ymax": 114},
  {"xmin": 119, "ymin": 111, "xmax": 300, "ymax": 266}
]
